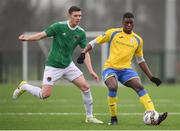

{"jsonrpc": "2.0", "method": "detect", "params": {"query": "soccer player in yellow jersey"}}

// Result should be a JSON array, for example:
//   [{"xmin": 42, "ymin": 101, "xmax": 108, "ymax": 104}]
[{"xmin": 77, "ymin": 12, "xmax": 168, "ymax": 125}]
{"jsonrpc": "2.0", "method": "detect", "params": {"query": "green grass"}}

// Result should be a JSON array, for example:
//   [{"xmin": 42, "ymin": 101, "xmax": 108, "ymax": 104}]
[{"xmin": 0, "ymin": 84, "xmax": 180, "ymax": 130}]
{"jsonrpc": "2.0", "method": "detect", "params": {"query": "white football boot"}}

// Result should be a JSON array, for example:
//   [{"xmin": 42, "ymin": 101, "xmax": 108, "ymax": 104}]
[
  {"xmin": 12, "ymin": 81, "xmax": 27, "ymax": 99},
  {"xmin": 85, "ymin": 116, "xmax": 103, "ymax": 124}
]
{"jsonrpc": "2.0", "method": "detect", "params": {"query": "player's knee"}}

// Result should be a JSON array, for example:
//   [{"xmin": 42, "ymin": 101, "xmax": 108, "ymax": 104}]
[
  {"xmin": 41, "ymin": 85, "xmax": 52, "ymax": 99},
  {"xmin": 105, "ymin": 79, "xmax": 118, "ymax": 90},
  {"xmin": 42, "ymin": 91, "xmax": 51, "ymax": 99},
  {"xmin": 106, "ymin": 83, "xmax": 118, "ymax": 92},
  {"xmin": 105, "ymin": 77, "xmax": 118, "ymax": 97},
  {"xmin": 81, "ymin": 84, "xmax": 90, "ymax": 92}
]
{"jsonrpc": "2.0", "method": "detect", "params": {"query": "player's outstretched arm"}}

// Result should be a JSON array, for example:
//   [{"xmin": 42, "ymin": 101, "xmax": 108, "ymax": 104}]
[
  {"xmin": 138, "ymin": 61, "xmax": 162, "ymax": 86},
  {"xmin": 18, "ymin": 32, "xmax": 47, "ymax": 41}
]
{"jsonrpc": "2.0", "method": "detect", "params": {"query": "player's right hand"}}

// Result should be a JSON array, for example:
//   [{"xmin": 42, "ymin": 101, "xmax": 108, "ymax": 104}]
[
  {"xmin": 19, "ymin": 35, "xmax": 27, "ymax": 41},
  {"xmin": 77, "ymin": 53, "xmax": 85, "ymax": 64}
]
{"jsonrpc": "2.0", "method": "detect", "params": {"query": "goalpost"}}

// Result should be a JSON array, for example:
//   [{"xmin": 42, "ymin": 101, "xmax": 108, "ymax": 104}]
[{"xmin": 22, "ymin": 31, "xmax": 108, "ymax": 83}]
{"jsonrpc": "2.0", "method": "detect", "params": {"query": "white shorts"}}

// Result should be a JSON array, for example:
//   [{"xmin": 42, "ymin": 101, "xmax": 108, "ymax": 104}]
[{"xmin": 42, "ymin": 62, "xmax": 83, "ymax": 86}]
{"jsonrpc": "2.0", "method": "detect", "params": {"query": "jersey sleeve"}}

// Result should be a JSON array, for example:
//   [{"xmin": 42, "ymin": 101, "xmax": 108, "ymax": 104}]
[
  {"xmin": 44, "ymin": 22, "xmax": 60, "ymax": 37},
  {"xmin": 135, "ymin": 37, "xmax": 144, "ymax": 57},
  {"xmin": 79, "ymin": 32, "xmax": 87, "ymax": 49},
  {"xmin": 95, "ymin": 29, "xmax": 112, "ymax": 44}
]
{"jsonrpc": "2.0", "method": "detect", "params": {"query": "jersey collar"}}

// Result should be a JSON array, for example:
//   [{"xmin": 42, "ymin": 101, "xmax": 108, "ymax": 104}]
[
  {"xmin": 121, "ymin": 27, "xmax": 134, "ymax": 35},
  {"xmin": 67, "ymin": 20, "xmax": 78, "ymax": 30}
]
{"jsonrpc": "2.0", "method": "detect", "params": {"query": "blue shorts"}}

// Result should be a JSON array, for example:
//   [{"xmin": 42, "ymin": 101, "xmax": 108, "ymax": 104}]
[{"xmin": 102, "ymin": 68, "xmax": 139, "ymax": 85}]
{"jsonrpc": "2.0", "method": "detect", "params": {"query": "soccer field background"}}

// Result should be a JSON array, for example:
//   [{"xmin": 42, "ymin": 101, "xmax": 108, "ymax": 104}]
[{"xmin": 0, "ymin": 84, "xmax": 180, "ymax": 130}]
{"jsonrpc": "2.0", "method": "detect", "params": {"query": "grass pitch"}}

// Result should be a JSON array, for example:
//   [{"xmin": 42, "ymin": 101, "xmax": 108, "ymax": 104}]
[{"xmin": 0, "ymin": 83, "xmax": 180, "ymax": 130}]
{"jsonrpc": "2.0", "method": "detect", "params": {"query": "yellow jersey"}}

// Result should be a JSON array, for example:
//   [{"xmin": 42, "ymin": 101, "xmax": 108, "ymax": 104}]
[{"xmin": 96, "ymin": 28, "xmax": 143, "ymax": 69}]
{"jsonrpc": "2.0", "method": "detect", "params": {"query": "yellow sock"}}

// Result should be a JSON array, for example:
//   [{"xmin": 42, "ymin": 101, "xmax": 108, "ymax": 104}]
[
  {"xmin": 139, "ymin": 94, "xmax": 155, "ymax": 111},
  {"xmin": 107, "ymin": 96, "xmax": 118, "ymax": 117}
]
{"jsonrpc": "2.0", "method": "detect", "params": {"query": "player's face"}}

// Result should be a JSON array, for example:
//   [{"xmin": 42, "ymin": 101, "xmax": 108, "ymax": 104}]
[
  {"xmin": 69, "ymin": 11, "xmax": 82, "ymax": 27},
  {"xmin": 122, "ymin": 18, "xmax": 134, "ymax": 34}
]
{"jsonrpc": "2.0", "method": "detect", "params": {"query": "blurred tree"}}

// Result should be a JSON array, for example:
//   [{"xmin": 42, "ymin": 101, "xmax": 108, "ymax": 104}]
[
  {"xmin": 0, "ymin": 0, "xmax": 40, "ymax": 51},
  {"xmin": 0, "ymin": 0, "xmax": 39, "ymax": 83}
]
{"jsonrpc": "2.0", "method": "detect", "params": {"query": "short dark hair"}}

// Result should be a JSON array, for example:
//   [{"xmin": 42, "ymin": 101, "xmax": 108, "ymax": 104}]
[
  {"xmin": 123, "ymin": 12, "xmax": 134, "ymax": 20},
  {"xmin": 68, "ymin": 6, "xmax": 81, "ymax": 14}
]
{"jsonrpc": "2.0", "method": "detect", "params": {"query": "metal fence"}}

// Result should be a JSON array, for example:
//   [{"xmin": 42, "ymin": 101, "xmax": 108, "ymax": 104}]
[{"xmin": 0, "ymin": 47, "xmax": 179, "ymax": 84}]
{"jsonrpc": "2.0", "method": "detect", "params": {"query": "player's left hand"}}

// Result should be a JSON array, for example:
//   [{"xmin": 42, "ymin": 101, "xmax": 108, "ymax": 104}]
[
  {"xmin": 77, "ymin": 53, "xmax": 85, "ymax": 64},
  {"xmin": 150, "ymin": 76, "xmax": 162, "ymax": 86},
  {"xmin": 90, "ymin": 71, "xmax": 99, "ymax": 82}
]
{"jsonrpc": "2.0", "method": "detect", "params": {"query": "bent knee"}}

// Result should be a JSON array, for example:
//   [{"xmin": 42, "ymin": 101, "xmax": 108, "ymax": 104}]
[
  {"xmin": 80, "ymin": 84, "xmax": 90, "ymax": 92},
  {"xmin": 41, "ymin": 85, "xmax": 52, "ymax": 99},
  {"xmin": 42, "ymin": 91, "xmax": 51, "ymax": 99},
  {"xmin": 105, "ymin": 77, "xmax": 118, "ymax": 89}
]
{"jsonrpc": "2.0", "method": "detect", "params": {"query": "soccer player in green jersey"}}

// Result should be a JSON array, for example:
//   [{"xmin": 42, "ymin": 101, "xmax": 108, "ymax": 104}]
[{"xmin": 12, "ymin": 6, "xmax": 103, "ymax": 124}]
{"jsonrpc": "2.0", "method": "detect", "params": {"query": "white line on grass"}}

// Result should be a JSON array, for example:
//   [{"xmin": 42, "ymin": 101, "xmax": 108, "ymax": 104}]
[
  {"xmin": 0, "ymin": 99, "xmax": 177, "ymax": 103},
  {"xmin": 0, "ymin": 112, "xmax": 180, "ymax": 116}
]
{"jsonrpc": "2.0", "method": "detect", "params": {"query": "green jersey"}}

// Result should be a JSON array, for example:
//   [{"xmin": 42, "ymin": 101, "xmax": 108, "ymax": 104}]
[{"xmin": 44, "ymin": 21, "xmax": 87, "ymax": 68}]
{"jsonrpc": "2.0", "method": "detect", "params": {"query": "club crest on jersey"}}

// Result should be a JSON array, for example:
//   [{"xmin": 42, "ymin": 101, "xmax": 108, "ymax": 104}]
[
  {"xmin": 130, "ymin": 38, "xmax": 135, "ymax": 43},
  {"xmin": 47, "ymin": 77, "xmax": 52, "ymax": 82},
  {"xmin": 119, "ymin": 36, "xmax": 124, "ymax": 39},
  {"xmin": 73, "ymin": 35, "xmax": 80, "ymax": 41}
]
